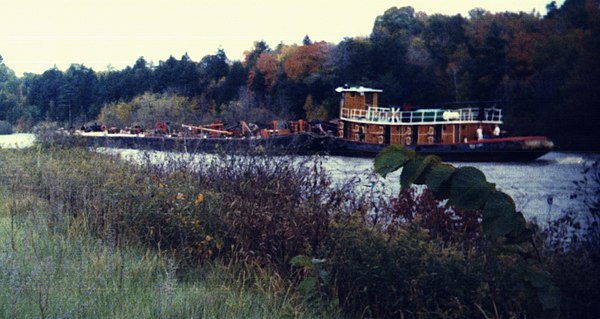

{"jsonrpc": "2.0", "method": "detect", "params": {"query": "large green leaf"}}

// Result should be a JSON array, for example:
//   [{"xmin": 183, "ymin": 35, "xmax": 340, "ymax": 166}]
[
  {"xmin": 400, "ymin": 155, "xmax": 441, "ymax": 188},
  {"xmin": 413, "ymin": 155, "xmax": 442, "ymax": 184},
  {"xmin": 374, "ymin": 145, "xmax": 415, "ymax": 178},
  {"xmin": 481, "ymin": 191, "xmax": 518, "ymax": 240},
  {"xmin": 298, "ymin": 277, "xmax": 317, "ymax": 295},
  {"xmin": 505, "ymin": 212, "xmax": 531, "ymax": 245},
  {"xmin": 526, "ymin": 268, "xmax": 561, "ymax": 312},
  {"xmin": 424, "ymin": 163, "xmax": 456, "ymax": 199},
  {"xmin": 448, "ymin": 167, "xmax": 494, "ymax": 210},
  {"xmin": 290, "ymin": 255, "xmax": 313, "ymax": 268}
]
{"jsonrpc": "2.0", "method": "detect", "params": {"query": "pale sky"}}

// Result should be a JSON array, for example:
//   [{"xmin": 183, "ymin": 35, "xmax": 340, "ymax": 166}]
[{"xmin": 1, "ymin": 0, "xmax": 562, "ymax": 76}]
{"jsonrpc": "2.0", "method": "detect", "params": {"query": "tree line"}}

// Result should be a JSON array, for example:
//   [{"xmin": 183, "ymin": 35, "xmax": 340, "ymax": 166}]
[{"xmin": 0, "ymin": 0, "xmax": 598, "ymax": 149}]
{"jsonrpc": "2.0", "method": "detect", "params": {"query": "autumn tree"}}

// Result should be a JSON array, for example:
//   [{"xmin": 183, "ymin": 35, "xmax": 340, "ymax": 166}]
[
  {"xmin": 244, "ymin": 40, "xmax": 270, "ymax": 70},
  {"xmin": 283, "ymin": 41, "xmax": 331, "ymax": 83},
  {"xmin": 255, "ymin": 52, "xmax": 278, "ymax": 92}
]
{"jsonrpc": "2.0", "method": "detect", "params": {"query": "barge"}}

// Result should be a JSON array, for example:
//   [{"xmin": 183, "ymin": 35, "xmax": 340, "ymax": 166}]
[{"xmin": 78, "ymin": 86, "xmax": 553, "ymax": 161}]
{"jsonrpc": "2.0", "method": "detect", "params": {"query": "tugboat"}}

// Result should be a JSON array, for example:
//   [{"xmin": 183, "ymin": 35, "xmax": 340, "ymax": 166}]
[{"xmin": 326, "ymin": 86, "xmax": 553, "ymax": 161}]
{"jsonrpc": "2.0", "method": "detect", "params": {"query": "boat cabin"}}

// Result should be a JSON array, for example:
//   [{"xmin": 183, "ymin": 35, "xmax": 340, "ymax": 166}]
[{"xmin": 335, "ymin": 86, "xmax": 503, "ymax": 146}]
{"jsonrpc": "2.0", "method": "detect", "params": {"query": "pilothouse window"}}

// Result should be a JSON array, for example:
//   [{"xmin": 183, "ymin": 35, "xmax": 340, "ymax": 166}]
[{"xmin": 365, "ymin": 93, "xmax": 373, "ymax": 106}]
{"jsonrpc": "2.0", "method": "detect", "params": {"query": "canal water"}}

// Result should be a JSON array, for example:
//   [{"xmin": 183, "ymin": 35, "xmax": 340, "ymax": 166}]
[
  {"xmin": 1, "ymin": 133, "xmax": 598, "ymax": 224},
  {"xmin": 0, "ymin": 133, "xmax": 36, "ymax": 149},
  {"xmin": 320, "ymin": 151, "xmax": 600, "ymax": 224}
]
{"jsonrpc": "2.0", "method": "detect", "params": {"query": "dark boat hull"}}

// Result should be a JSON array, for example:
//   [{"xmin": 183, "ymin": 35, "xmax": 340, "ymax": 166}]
[
  {"xmin": 79, "ymin": 133, "xmax": 553, "ymax": 162},
  {"xmin": 79, "ymin": 133, "xmax": 326, "ymax": 156},
  {"xmin": 322, "ymin": 136, "xmax": 554, "ymax": 162}
]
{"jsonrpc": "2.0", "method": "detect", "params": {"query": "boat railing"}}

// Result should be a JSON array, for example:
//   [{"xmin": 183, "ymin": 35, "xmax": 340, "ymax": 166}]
[{"xmin": 340, "ymin": 107, "xmax": 502, "ymax": 124}]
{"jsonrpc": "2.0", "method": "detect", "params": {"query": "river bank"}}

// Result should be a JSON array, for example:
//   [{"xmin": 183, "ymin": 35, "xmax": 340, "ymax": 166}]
[
  {"xmin": 1, "ymin": 141, "xmax": 598, "ymax": 318},
  {"xmin": 0, "ymin": 150, "xmax": 325, "ymax": 319}
]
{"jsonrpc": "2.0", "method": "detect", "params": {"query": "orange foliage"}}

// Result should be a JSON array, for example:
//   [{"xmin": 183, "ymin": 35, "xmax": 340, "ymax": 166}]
[
  {"xmin": 283, "ymin": 41, "xmax": 331, "ymax": 81},
  {"xmin": 507, "ymin": 31, "xmax": 541, "ymax": 64},
  {"xmin": 277, "ymin": 44, "xmax": 298, "ymax": 63},
  {"xmin": 256, "ymin": 52, "xmax": 278, "ymax": 91},
  {"xmin": 247, "ymin": 52, "xmax": 278, "ymax": 92}
]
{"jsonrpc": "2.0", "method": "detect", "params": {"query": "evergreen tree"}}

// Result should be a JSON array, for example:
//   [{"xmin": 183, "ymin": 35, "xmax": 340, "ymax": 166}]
[{"xmin": 465, "ymin": 21, "xmax": 507, "ymax": 100}]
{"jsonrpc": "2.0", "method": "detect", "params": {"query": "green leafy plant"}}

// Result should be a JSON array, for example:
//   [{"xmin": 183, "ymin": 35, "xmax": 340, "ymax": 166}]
[
  {"xmin": 289, "ymin": 255, "xmax": 331, "ymax": 308},
  {"xmin": 374, "ymin": 145, "xmax": 560, "ymax": 317}
]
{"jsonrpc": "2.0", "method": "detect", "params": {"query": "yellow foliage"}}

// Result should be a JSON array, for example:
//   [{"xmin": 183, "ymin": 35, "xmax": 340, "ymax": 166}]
[{"xmin": 116, "ymin": 102, "xmax": 133, "ymax": 124}]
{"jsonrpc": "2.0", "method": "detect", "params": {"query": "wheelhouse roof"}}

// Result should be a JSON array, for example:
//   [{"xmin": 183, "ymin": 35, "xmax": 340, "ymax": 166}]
[{"xmin": 335, "ymin": 86, "xmax": 383, "ymax": 93}]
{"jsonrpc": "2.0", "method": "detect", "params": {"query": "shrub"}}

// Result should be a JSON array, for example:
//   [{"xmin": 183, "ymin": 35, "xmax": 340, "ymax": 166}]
[
  {"xmin": 32, "ymin": 121, "xmax": 86, "ymax": 149},
  {"xmin": 0, "ymin": 120, "xmax": 13, "ymax": 134},
  {"xmin": 97, "ymin": 93, "xmax": 202, "ymax": 130},
  {"xmin": 390, "ymin": 187, "xmax": 482, "ymax": 245},
  {"xmin": 324, "ymin": 201, "xmax": 529, "ymax": 318},
  {"xmin": 195, "ymin": 155, "xmax": 340, "ymax": 268},
  {"xmin": 539, "ymin": 161, "xmax": 600, "ymax": 319}
]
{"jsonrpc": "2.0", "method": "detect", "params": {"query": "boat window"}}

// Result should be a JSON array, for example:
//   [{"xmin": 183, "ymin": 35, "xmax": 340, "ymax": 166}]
[{"xmin": 365, "ymin": 93, "xmax": 373, "ymax": 106}]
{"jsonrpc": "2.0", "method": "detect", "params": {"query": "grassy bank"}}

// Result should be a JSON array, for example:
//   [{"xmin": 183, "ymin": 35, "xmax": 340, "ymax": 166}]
[
  {"xmin": 1, "ymin": 143, "xmax": 599, "ymax": 318},
  {"xmin": 0, "ymin": 181, "xmax": 321, "ymax": 318}
]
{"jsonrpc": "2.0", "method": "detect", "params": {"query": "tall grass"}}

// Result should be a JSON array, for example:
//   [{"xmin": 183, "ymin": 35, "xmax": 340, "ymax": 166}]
[
  {"xmin": 0, "ymin": 145, "xmax": 367, "ymax": 270},
  {"xmin": 2, "ymin": 142, "xmax": 599, "ymax": 318},
  {"xmin": 0, "ymin": 154, "xmax": 328, "ymax": 318}
]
